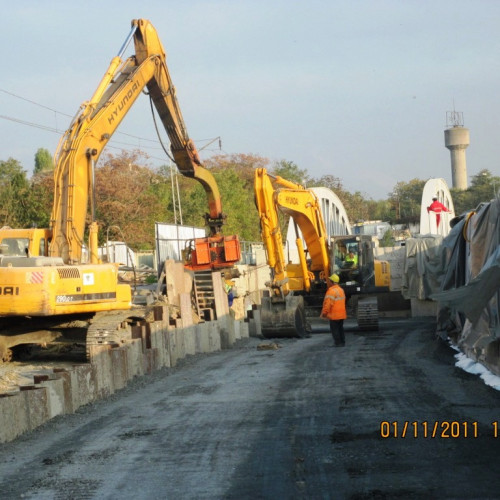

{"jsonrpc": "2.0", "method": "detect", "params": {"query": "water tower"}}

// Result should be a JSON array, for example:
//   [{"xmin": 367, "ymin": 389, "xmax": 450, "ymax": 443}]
[{"xmin": 444, "ymin": 110, "xmax": 469, "ymax": 190}]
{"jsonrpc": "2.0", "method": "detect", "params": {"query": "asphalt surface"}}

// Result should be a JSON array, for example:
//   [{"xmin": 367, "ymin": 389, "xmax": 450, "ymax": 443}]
[{"xmin": 1, "ymin": 317, "xmax": 499, "ymax": 499}]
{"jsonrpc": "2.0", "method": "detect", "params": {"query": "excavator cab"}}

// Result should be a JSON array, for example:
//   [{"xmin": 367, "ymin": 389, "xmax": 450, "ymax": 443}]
[
  {"xmin": 331, "ymin": 236, "xmax": 377, "ymax": 293},
  {"xmin": 330, "ymin": 235, "xmax": 391, "ymax": 330}
]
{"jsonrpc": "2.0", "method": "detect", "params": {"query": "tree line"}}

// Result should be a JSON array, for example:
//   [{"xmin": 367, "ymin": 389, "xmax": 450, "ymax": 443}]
[{"xmin": 0, "ymin": 147, "xmax": 498, "ymax": 251}]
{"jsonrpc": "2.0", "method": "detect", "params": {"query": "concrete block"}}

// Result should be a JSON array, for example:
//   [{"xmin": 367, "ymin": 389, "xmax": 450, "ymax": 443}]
[
  {"xmin": 168, "ymin": 329, "xmax": 179, "ymax": 367},
  {"xmin": 39, "ymin": 378, "xmax": 66, "ymax": 419},
  {"xmin": 162, "ymin": 330, "xmax": 171, "ymax": 368},
  {"xmin": 184, "ymin": 325, "xmax": 196, "ymax": 356},
  {"xmin": 52, "ymin": 369, "xmax": 77, "ymax": 414},
  {"xmin": 0, "ymin": 393, "xmax": 29, "ymax": 443},
  {"xmin": 23, "ymin": 387, "xmax": 49, "ymax": 431},
  {"xmin": 220, "ymin": 316, "xmax": 236, "ymax": 349},
  {"xmin": 233, "ymin": 319, "xmax": 241, "ymax": 340},
  {"xmin": 73, "ymin": 363, "xmax": 97, "ymax": 408},
  {"xmin": 212, "ymin": 272, "xmax": 230, "ymax": 319},
  {"xmin": 208, "ymin": 322, "xmax": 222, "ymax": 352},
  {"xmin": 149, "ymin": 322, "xmax": 166, "ymax": 368},
  {"xmin": 195, "ymin": 323, "xmax": 210, "ymax": 353},
  {"xmin": 89, "ymin": 346, "xmax": 114, "ymax": 398},
  {"xmin": 247, "ymin": 317, "xmax": 257, "ymax": 338},
  {"xmin": 164, "ymin": 260, "xmax": 191, "ymax": 306},
  {"xmin": 253, "ymin": 307, "xmax": 263, "ymax": 337},
  {"xmin": 125, "ymin": 339, "xmax": 144, "ymax": 379},
  {"xmin": 175, "ymin": 328, "xmax": 186, "ymax": 361},
  {"xmin": 180, "ymin": 293, "xmax": 194, "ymax": 326},
  {"xmin": 239, "ymin": 320, "xmax": 249, "ymax": 339},
  {"xmin": 111, "ymin": 347, "xmax": 128, "ymax": 391},
  {"xmin": 149, "ymin": 349, "xmax": 161, "ymax": 372}
]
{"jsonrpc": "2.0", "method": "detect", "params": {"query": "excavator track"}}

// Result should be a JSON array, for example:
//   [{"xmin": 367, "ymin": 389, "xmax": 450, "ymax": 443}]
[
  {"xmin": 86, "ymin": 308, "xmax": 148, "ymax": 361},
  {"xmin": 356, "ymin": 296, "xmax": 379, "ymax": 331}
]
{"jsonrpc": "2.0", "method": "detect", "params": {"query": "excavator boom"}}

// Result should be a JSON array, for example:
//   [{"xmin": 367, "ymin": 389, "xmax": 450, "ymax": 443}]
[{"xmin": 51, "ymin": 19, "xmax": 238, "ymax": 267}]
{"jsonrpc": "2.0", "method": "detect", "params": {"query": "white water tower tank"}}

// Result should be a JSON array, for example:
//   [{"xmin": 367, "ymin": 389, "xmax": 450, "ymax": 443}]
[{"xmin": 444, "ymin": 111, "xmax": 469, "ymax": 190}]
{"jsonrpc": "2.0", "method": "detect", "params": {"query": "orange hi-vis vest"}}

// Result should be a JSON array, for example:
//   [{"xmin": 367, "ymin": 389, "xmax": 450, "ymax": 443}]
[{"xmin": 321, "ymin": 284, "xmax": 347, "ymax": 320}]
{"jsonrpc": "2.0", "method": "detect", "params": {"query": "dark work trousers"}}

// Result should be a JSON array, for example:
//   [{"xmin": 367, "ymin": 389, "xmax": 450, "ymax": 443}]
[{"xmin": 329, "ymin": 319, "xmax": 345, "ymax": 346}]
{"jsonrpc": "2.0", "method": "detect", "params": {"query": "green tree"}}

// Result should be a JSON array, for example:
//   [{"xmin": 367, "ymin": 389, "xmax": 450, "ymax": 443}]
[
  {"xmin": 451, "ymin": 169, "xmax": 500, "ymax": 215},
  {"xmin": 379, "ymin": 229, "xmax": 395, "ymax": 247},
  {"xmin": 213, "ymin": 168, "xmax": 261, "ymax": 241},
  {"xmin": 21, "ymin": 171, "xmax": 54, "ymax": 228},
  {"xmin": 95, "ymin": 151, "xmax": 170, "ymax": 250},
  {"xmin": 204, "ymin": 153, "xmax": 269, "ymax": 189},
  {"xmin": 34, "ymin": 148, "xmax": 54, "ymax": 174},
  {"xmin": 271, "ymin": 159, "xmax": 310, "ymax": 186},
  {"xmin": 388, "ymin": 178, "xmax": 426, "ymax": 224},
  {"xmin": 0, "ymin": 158, "xmax": 30, "ymax": 227}
]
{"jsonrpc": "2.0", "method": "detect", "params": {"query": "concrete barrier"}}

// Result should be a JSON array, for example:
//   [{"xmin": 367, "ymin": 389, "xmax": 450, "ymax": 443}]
[{"xmin": 0, "ymin": 314, "xmax": 247, "ymax": 444}]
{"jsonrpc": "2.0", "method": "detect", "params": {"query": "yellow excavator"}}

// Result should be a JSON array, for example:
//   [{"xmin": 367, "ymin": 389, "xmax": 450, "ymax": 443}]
[
  {"xmin": 254, "ymin": 168, "xmax": 391, "ymax": 338},
  {"xmin": 0, "ymin": 19, "xmax": 239, "ymax": 361}
]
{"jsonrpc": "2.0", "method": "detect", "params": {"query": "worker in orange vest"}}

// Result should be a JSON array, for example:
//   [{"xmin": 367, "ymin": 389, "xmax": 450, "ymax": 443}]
[
  {"xmin": 427, "ymin": 197, "xmax": 450, "ymax": 227},
  {"xmin": 320, "ymin": 273, "xmax": 347, "ymax": 347}
]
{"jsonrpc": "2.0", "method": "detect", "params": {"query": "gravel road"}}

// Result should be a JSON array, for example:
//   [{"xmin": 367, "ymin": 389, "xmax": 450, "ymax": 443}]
[{"xmin": 0, "ymin": 317, "xmax": 499, "ymax": 499}]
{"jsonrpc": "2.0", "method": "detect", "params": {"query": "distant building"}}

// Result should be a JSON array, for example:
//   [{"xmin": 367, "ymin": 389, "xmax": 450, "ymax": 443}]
[{"xmin": 352, "ymin": 221, "xmax": 392, "ymax": 240}]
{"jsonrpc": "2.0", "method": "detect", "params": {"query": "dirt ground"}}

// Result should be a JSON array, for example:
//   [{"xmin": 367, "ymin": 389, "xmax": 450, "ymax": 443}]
[{"xmin": 0, "ymin": 317, "xmax": 499, "ymax": 499}]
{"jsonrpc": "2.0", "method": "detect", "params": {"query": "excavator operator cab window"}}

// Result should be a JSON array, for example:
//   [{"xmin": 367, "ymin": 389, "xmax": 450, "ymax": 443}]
[
  {"xmin": 332, "ymin": 238, "xmax": 361, "ymax": 285},
  {"xmin": 0, "ymin": 238, "xmax": 29, "ymax": 256}
]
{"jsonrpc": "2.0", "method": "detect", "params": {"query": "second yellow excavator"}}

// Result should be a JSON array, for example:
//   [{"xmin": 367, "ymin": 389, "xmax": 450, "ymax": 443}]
[{"xmin": 254, "ymin": 168, "xmax": 391, "ymax": 338}]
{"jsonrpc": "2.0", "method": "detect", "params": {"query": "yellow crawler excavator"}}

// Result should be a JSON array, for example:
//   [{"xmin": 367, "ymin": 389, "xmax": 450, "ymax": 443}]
[
  {"xmin": 254, "ymin": 168, "xmax": 391, "ymax": 338},
  {"xmin": 0, "ymin": 19, "xmax": 239, "ymax": 361}
]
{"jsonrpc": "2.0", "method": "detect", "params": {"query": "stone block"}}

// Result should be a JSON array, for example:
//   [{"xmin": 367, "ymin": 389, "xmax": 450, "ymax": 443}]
[
  {"xmin": 184, "ymin": 325, "xmax": 196, "ymax": 356},
  {"xmin": 89, "ymin": 346, "xmax": 114, "ymax": 398},
  {"xmin": 239, "ymin": 320, "xmax": 249, "ymax": 339},
  {"xmin": 111, "ymin": 347, "xmax": 128, "ymax": 391},
  {"xmin": 125, "ymin": 339, "xmax": 145, "ymax": 379},
  {"xmin": 52, "ymin": 369, "xmax": 76, "ymax": 414},
  {"xmin": 168, "ymin": 329, "xmax": 179, "ymax": 367},
  {"xmin": 0, "ymin": 393, "xmax": 29, "ymax": 443},
  {"xmin": 195, "ymin": 323, "xmax": 210, "ymax": 353},
  {"xmin": 208, "ymin": 322, "xmax": 222, "ymax": 352},
  {"xmin": 73, "ymin": 363, "xmax": 97, "ymax": 407},
  {"xmin": 39, "ymin": 378, "xmax": 66, "ymax": 419}
]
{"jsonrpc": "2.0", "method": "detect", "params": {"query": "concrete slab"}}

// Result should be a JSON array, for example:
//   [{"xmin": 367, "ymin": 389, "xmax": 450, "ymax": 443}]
[
  {"xmin": 110, "ymin": 347, "xmax": 128, "ymax": 391},
  {"xmin": 208, "ymin": 322, "xmax": 222, "ymax": 352},
  {"xmin": 0, "ymin": 393, "xmax": 29, "ymax": 443},
  {"xmin": 168, "ymin": 329, "xmax": 179, "ymax": 367},
  {"xmin": 39, "ymin": 378, "xmax": 66, "ymax": 419},
  {"xmin": 184, "ymin": 325, "xmax": 196, "ymax": 356}
]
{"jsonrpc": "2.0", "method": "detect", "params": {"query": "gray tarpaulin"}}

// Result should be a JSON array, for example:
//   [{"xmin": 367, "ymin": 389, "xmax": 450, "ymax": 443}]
[
  {"xmin": 401, "ymin": 235, "xmax": 443, "ymax": 300},
  {"xmin": 430, "ymin": 199, "xmax": 500, "ymax": 355},
  {"xmin": 432, "ymin": 247, "xmax": 500, "ymax": 325}
]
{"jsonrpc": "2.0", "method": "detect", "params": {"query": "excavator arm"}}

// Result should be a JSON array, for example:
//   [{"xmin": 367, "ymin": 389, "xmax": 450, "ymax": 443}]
[
  {"xmin": 50, "ymin": 19, "xmax": 230, "ymax": 265},
  {"xmin": 254, "ymin": 168, "xmax": 330, "ymax": 295}
]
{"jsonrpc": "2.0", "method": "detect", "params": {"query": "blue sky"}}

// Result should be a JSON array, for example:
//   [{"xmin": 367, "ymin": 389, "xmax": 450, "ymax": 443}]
[{"xmin": 1, "ymin": 1, "xmax": 500, "ymax": 199}]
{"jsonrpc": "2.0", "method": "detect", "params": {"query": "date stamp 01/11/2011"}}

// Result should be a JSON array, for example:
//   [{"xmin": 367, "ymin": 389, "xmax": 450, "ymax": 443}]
[{"xmin": 380, "ymin": 421, "xmax": 500, "ymax": 439}]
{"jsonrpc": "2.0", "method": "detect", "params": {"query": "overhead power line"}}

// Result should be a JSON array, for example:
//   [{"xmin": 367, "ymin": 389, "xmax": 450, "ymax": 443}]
[{"xmin": 0, "ymin": 87, "xmax": 223, "ymax": 157}]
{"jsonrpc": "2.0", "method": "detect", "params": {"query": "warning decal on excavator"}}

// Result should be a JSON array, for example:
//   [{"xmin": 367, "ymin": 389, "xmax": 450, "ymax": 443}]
[{"xmin": 27, "ymin": 271, "xmax": 44, "ymax": 284}]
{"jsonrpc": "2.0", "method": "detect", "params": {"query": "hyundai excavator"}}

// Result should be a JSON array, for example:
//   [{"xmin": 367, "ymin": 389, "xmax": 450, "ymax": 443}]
[
  {"xmin": 254, "ymin": 168, "xmax": 390, "ymax": 338},
  {"xmin": 0, "ymin": 19, "xmax": 239, "ymax": 362}
]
